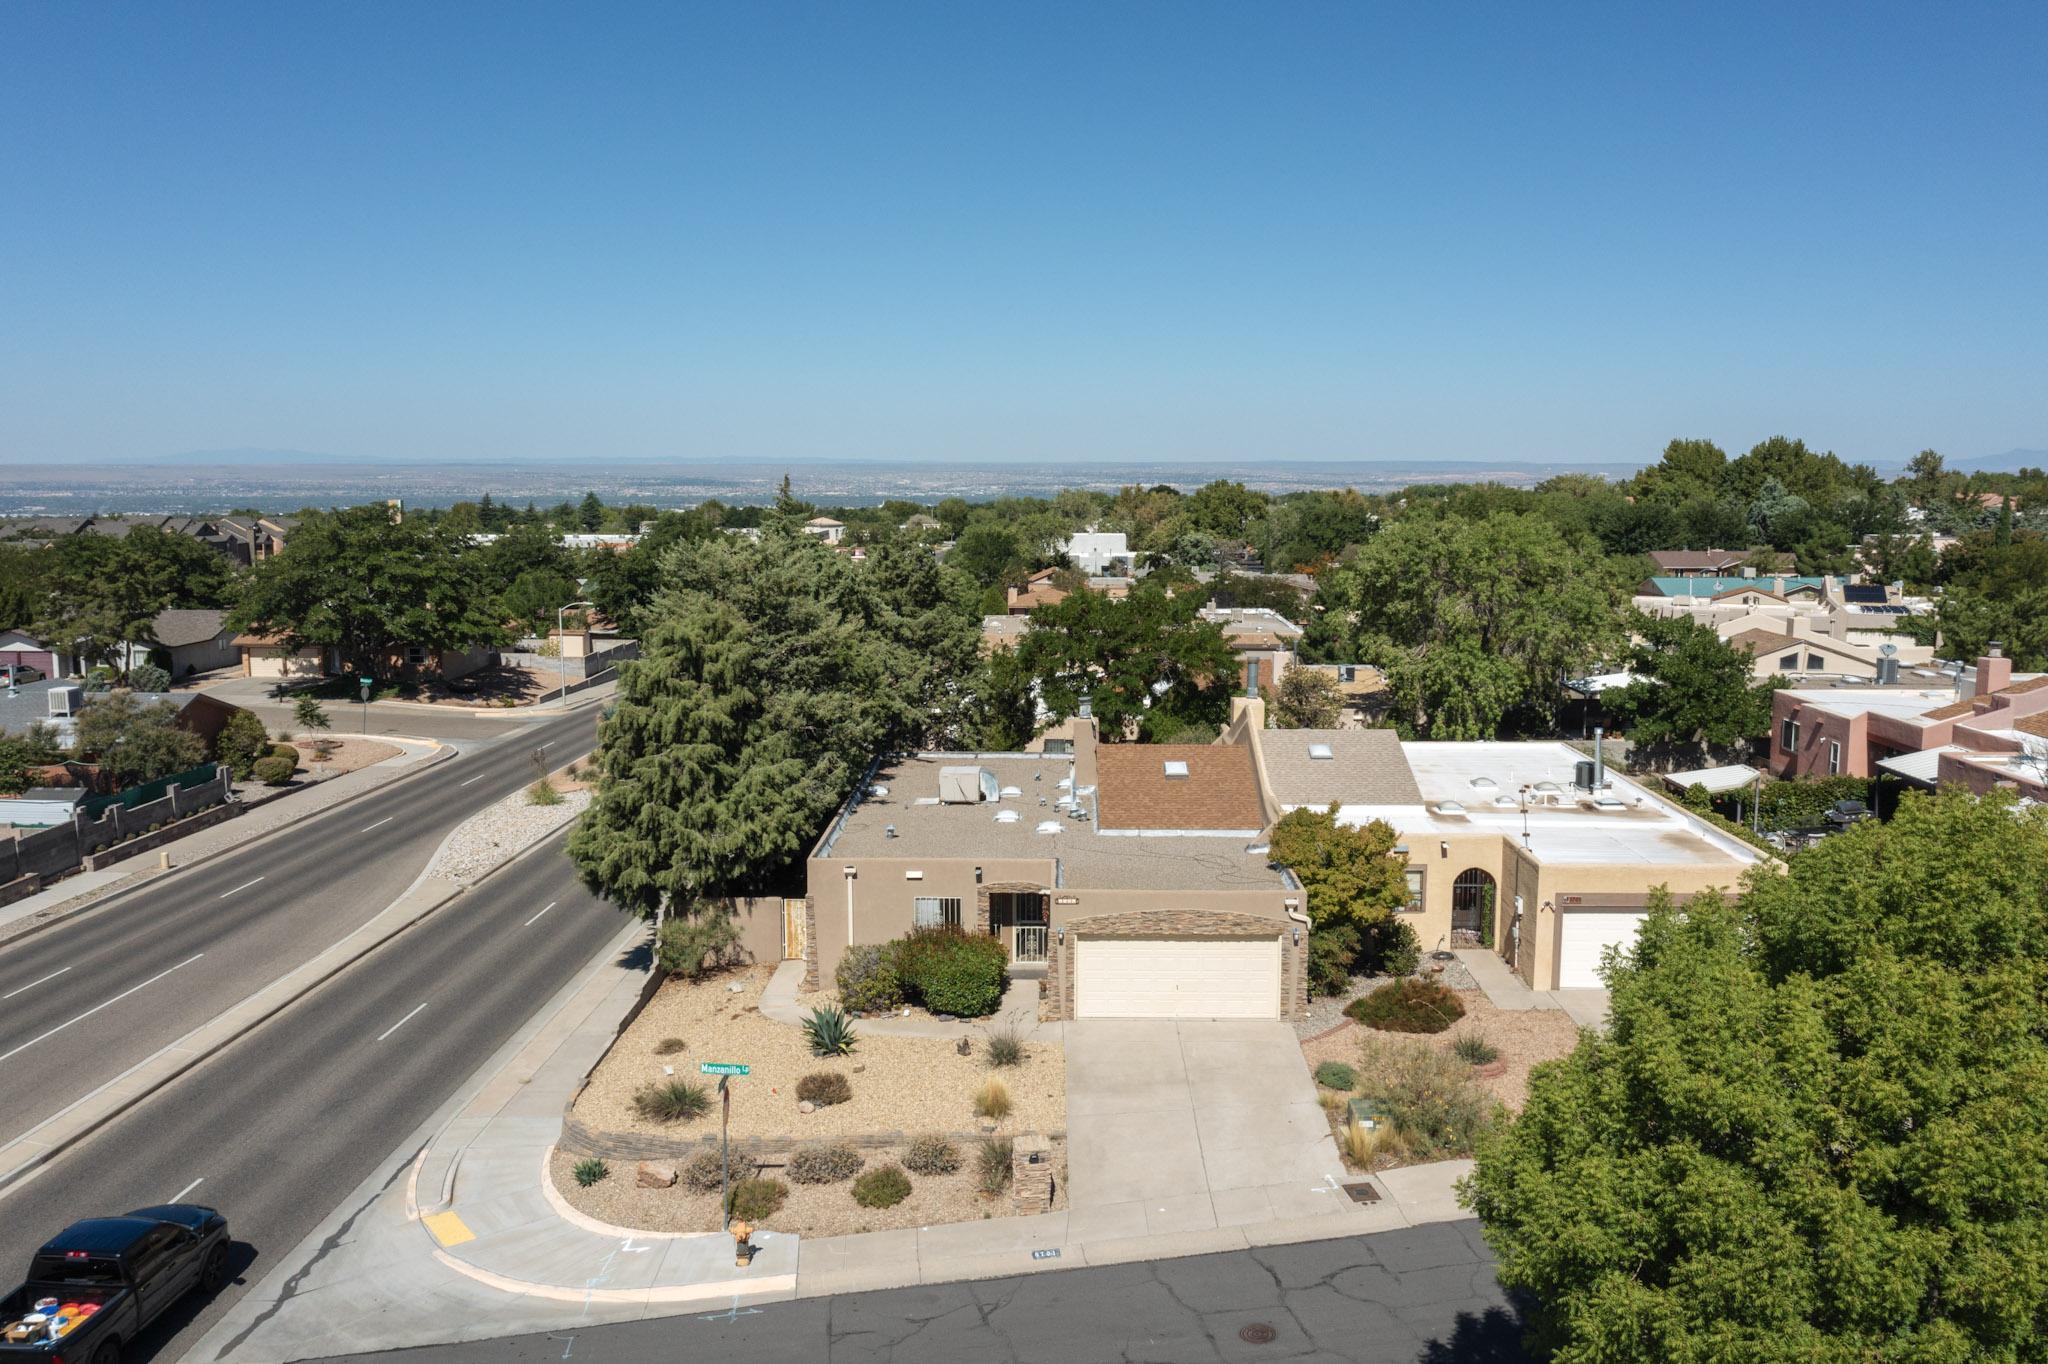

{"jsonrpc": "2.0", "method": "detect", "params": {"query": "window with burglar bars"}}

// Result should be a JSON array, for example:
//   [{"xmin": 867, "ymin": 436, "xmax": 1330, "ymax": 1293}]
[{"xmin": 913, "ymin": 896, "xmax": 962, "ymax": 929}]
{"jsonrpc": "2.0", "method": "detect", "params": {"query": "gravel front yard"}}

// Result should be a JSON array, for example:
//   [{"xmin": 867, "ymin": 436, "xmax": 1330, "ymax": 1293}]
[
  {"xmin": 425, "ymin": 782, "xmax": 588, "ymax": 883},
  {"xmin": 289, "ymin": 736, "xmax": 399, "ymax": 776},
  {"xmin": 1292, "ymin": 955, "xmax": 1480, "ymax": 1039},
  {"xmin": 571, "ymin": 964, "xmax": 1065, "ymax": 1146},
  {"xmin": 550, "ymin": 1140, "xmax": 1066, "ymax": 1239},
  {"xmin": 1300, "ymin": 989, "xmax": 1581, "ymax": 1113}
]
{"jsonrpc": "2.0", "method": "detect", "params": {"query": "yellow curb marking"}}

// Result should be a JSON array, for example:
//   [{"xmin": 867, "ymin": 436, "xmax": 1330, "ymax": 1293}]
[{"xmin": 423, "ymin": 1210, "xmax": 476, "ymax": 1247}]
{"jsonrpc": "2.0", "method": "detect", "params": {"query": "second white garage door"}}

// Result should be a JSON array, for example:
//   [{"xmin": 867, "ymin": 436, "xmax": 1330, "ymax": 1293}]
[
  {"xmin": 1555, "ymin": 911, "xmax": 1647, "ymax": 990},
  {"xmin": 1075, "ymin": 937, "xmax": 1280, "ymax": 1019}
]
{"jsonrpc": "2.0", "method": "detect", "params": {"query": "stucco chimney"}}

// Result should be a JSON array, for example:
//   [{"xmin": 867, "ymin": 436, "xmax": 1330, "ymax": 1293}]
[{"xmin": 1974, "ymin": 645, "xmax": 2013, "ymax": 698}]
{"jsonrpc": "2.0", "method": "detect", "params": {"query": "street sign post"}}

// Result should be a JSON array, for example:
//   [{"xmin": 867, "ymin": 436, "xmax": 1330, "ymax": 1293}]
[
  {"xmin": 358, "ymin": 676, "xmax": 372, "ymax": 733},
  {"xmin": 700, "ymin": 1062, "xmax": 748, "ymax": 1225}
]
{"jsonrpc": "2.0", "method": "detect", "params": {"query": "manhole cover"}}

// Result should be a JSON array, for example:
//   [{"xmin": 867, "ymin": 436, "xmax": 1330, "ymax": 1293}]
[
  {"xmin": 1342, "ymin": 1181, "xmax": 1381, "ymax": 1204},
  {"xmin": 1239, "ymin": 1323, "xmax": 1278, "ymax": 1344}
]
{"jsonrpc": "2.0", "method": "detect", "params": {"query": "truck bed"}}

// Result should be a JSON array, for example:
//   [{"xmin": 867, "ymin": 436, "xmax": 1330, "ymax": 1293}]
[{"xmin": 1, "ymin": 1283, "xmax": 125, "ymax": 1354}]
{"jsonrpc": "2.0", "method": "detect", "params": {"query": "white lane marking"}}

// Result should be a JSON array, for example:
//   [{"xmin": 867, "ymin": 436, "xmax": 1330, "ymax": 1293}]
[
  {"xmin": 220, "ymin": 877, "xmax": 265, "ymax": 899},
  {"xmin": 377, "ymin": 1002, "xmax": 428, "ymax": 1042},
  {"xmin": 172, "ymin": 1177, "xmax": 204, "ymax": 1202},
  {"xmin": 524, "ymin": 901, "xmax": 559, "ymax": 927},
  {"xmin": 458, "ymin": 774, "xmax": 486, "ymax": 787},
  {"xmin": 361, "ymin": 816, "xmax": 394, "ymax": 832},
  {"xmin": 2, "ymin": 967, "xmax": 71, "ymax": 1000},
  {"xmin": 0, "ymin": 955, "xmax": 205, "ymax": 1065}
]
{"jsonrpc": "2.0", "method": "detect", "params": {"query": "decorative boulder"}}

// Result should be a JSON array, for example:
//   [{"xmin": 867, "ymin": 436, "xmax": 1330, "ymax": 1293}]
[{"xmin": 636, "ymin": 1161, "xmax": 678, "ymax": 1189}]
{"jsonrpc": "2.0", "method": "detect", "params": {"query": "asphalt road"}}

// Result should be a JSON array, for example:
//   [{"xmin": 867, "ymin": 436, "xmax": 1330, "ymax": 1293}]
[
  {"xmin": 0, "ymin": 833, "xmax": 630, "ymax": 1364},
  {"xmin": 0, "ymin": 704, "xmax": 600, "ymax": 1148},
  {"xmin": 313, "ymin": 1219, "xmax": 1531, "ymax": 1364}
]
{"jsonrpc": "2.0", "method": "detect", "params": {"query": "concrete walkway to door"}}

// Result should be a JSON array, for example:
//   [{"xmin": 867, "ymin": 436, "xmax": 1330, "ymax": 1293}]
[
  {"xmin": 1064, "ymin": 1020, "xmax": 1354, "ymax": 1236},
  {"xmin": 1455, "ymin": 948, "xmax": 1610, "ymax": 1030}
]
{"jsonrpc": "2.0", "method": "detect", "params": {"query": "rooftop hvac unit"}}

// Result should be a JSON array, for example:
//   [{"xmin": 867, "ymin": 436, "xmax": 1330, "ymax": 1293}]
[
  {"xmin": 939, "ymin": 765, "xmax": 1001, "ymax": 804},
  {"xmin": 48, "ymin": 684, "xmax": 84, "ymax": 717},
  {"xmin": 1574, "ymin": 759, "xmax": 1597, "ymax": 791}
]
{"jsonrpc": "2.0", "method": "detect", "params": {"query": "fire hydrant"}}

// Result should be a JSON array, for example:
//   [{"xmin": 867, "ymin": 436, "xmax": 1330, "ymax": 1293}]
[{"xmin": 731, "ymin": 1218, "xmax": 755, "ymax": 1268}]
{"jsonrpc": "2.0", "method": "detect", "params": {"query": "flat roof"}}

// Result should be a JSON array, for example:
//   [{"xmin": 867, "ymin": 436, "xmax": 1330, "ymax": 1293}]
[{"xmin": 816, "ymin": 753, "xmax": 1288, "ymax": 891}]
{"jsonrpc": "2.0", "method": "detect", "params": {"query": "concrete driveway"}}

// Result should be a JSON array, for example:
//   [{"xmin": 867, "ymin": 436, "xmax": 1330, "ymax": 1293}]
[{"xmin": 1063, "ymin": 1020, "xmax": 1351, "ymax": 1237}]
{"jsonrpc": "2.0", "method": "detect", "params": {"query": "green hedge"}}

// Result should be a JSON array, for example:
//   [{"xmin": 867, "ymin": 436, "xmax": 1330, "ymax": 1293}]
[{"xmin": 888, "ymin": 927, "xmax": 1009, "ymax": 1018}]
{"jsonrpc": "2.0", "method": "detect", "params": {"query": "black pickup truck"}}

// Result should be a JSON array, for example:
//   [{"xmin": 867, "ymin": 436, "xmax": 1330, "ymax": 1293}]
[{"xmin": 1, "ymin": 1206, "xmax": 230, "ymax": 1364}]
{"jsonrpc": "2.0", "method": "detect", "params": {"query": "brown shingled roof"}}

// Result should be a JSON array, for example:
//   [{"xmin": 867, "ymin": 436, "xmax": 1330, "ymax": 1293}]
[
  {"xmin": 1095, "ymin": 743, "xmax": 1265, "ymax": 831},
  {"xmin": 2016, "ymin": 713, "xmax": 2048, "ymax": 739},
  {"xmin": 2000, "ymin": 676, "xmax": 2048, "ymax": 696},
  {"xmin": 1921, "ymin": 698, "xmax": 1980, "ymax": 721}
]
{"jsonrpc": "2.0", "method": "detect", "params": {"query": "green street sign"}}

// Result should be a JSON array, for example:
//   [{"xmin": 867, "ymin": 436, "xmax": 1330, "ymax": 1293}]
[{"xmin": 699, "ymin": 1062, "xmax": 750, "ymax": 1076}]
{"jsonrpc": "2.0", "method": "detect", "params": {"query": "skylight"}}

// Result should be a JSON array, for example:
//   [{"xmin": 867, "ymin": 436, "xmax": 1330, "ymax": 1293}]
[
  {"xmin": 1307, "ymin": 743, "xmax": 1334, "ymax": 760},
  {"xmin": 1163, "ymin": 760, "xmax": 1190, "ymax": 778}
]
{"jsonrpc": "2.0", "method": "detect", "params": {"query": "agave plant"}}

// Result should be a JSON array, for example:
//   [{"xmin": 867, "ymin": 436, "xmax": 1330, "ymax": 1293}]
[{"xmin": 803, "ymin": 1004, "xmax": 859, "ymax": 1057}]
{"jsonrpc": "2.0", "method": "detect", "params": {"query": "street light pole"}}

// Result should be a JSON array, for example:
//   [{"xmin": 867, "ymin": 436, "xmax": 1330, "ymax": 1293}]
[{"xmin": 557, "ymin": 600, "xmax": 595, "ymax": 709}]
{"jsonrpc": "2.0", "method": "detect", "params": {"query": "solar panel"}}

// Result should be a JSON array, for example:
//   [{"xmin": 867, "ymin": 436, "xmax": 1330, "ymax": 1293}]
[{"xmin": 1842, "ymin": 584, "xmax": 1888, "ymax": 604}]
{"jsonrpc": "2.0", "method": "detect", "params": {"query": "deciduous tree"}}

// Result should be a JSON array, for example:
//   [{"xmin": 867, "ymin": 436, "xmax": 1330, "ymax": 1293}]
[
  {"xmin": 1016, "ymin": 582, "xmax": 1235, "ymax": 742},
  {"xmin": 1268, "ymin": 803, "xmax": 1410, "ymax": 933},
  {"xmin": 75, "ymin": 692, "xmax": 207, "ymax": 786},
  {"xmin": 1602, "ymin": 614, "xmax": 1777, "ymax": 757}
]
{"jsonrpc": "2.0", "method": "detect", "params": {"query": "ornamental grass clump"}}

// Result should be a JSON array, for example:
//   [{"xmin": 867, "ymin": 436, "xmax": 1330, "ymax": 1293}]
[
  {"xmin": 727, "ymin": 1177, "xmax": 787, "ymax": 1221},
  {"xmin": 972, "ymin": 1078, "xmax": 1012, "ymax": 1121},
  {"xmin": 976, "ymin": 1137, "xmax": 1013, "ymax": 1196},
  {"xmin": 984, "ymin": 1026, "xmax": 1026, "ymax": 1068},
  {"xmin": 796, "ymin": 1071, "xmax": 853, "ymax": 1106},
  {"xmin": 1452, "ymin": 1032, "xmax": 1499, "ymax": 1065},
  {"xmin": 633, "ymin": 1078, "xmax": 711, "ymax": 1124}
]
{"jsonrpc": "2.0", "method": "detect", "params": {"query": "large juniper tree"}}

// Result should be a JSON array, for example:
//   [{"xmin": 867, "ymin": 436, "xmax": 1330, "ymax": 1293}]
[{"xmin": 570, "ymin": 527, "xmax": 977, "ymax": 911}]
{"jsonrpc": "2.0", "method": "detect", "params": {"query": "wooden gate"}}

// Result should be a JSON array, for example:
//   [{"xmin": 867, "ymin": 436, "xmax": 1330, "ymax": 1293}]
[{"xmin": 782, "ymin": 897, "xmax": 808, "ymax": 961}]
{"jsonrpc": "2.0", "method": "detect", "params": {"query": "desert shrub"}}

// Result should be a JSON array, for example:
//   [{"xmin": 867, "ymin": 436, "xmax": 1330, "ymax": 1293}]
[
  {"xmin": 1314, "ymin": 1061, "xmax": 1357, "ymax": 1091},
  {"xmin": 796, "ymin": 1071, "xmax": 853, "ymax": 1106},
  {"xmin": 976, "ymin": 1137, "xmax": 1013, "ymax": 1195},
  {"xmin": 218, "ymin": 709, "xmax": 270, "ymax": 779},
  {"xmin": 128, "ymin": 662, "xmax": 172, "ymax": 693},
  {"xmin": 653, "ymin": 1037, "xmax": 687, "ymax": 1056},
  {"xmin": 1452, "ymin": 1032, "xmax": 1500, "ymax": 1065},
  {"xmin": 1357, "ymin": 918, "xmax": 1422, "ymax": 978},
  {"xmin": 633, "ymin": 1079, "xmax": 711, "ymax": 1123},
  {"xmin": 656, "ymin": 911, "xmax": 742, "ymax": 980},
  {"xmin": 1345, "ymin": 979, "xmax": 1464, "ymax": 1034},
  {"xmin": 889, "ymin": 927, "xmax": 1009, "ymax": 1017},
  {"xmin": 786, "ymin": 1143, "xmax": 864, "ymax": 1184},
  {"xmin": 1358, "ymin": 1035, "xmax": 1497, "ymax": 1160},
  {"xmin": 984, "ymin": 1027, "xmax": 1025, "ymax": 1068},
  {"xmin": 270, "ymin": 742, "xmax": 299, "ymax": 762},
  {"xmin": 852, "ymin": 1164, "xmax": 912, "ymax": 1208},
  {"xmin": 683, "ymin": 1148, "xmax": 746, "ymax": 1192},
  {"xmin": 573, "ymin": 1157, "xmax": 609, "ymax": 1187},
  {"xmin": 904, "ymin": 1135, "xmax": 961, "ymax": 1176},
  {"xmin": 835, "ymin": 942, "xmax": 904, "ymax": 1014},
  {"xmin": 727, "ymin": 1177, "xmax": 787, "ymax": 1221},
  {"xmin": 972, "ymin": 1078, "xmax": 1012, "ymax": 1121},
  {"xmin": 250, "ymin": 754, "xmax": 297, "ymax": 786},
  {"xmin": 528, "ymin": 777, "xmax": 563, "ymax": 806},
  {"xmin": 803, "ymin": 1005, "xmax": 859, "ymax": 1056},
  {"xmin": 1308, "ymin": 924, "xmax": 1361, "ymax": 995}
]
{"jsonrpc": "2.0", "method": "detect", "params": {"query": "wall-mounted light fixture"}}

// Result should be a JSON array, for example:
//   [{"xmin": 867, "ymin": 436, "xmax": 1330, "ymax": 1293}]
[
  {"xmin": 1440, "ymin": 840, "xmax": 1449, "ymax": 859},
  {"xmin": 974, "ymin": 866, "xmax": 983, "ymax": 884}
]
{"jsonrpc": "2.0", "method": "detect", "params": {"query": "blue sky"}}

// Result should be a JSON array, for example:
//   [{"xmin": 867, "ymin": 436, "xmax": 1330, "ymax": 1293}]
[{"xmin": 2, "ymin": 2, "xmax": 2042, "ymax": 468}]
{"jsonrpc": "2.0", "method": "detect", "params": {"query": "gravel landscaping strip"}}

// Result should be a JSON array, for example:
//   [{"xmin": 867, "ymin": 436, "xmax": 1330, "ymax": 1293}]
[
  {"xmin": 424, "ymin": 784, "xmax": 589, "ymax": 884},
  {"xmin": 1292, "ymin": 955, "xmax": 1480, "ymax": 1039},
  {"xmin": 570, "ymin": 963, "xmax": 1065, "ymax": 1148},
  {"xmin": 551, "ymin": 1141, "xmax": 1066, "ymax": 1239},
  {"xmin": 1299, "ymin": 990, "xmax": 1580, "ymax": 1114}
]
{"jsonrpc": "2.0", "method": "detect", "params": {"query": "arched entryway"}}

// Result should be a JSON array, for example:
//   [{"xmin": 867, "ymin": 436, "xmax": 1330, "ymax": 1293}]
[{"xmin": 1451, "ymin": 869, "xmax": 1497, "ymax": 946}]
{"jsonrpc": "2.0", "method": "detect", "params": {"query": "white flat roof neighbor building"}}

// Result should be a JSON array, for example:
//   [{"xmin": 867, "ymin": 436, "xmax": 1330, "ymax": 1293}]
[{"xmin": 1065, "ymin": 531, "xmax": 1132, "ymax": 576}]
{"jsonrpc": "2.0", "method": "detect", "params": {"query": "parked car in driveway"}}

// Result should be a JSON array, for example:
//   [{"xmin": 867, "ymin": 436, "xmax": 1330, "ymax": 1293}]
[{"xmin": 1, "ymin": 1205, "xmax": 230, "ymax": 1363}]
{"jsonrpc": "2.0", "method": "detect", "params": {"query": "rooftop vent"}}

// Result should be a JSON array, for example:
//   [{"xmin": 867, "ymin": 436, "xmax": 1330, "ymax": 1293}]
[
  {"xmin": 999, "ymin": 785, "xmax": 1022, "ymax": 799},
  {"xmin": 1307, "ymin": 743, "xmax": 1334, "ymax": 761},
  {"xmin": 1245, "ymin": 842, "xmax": 1271, "ymax": 856},
  {"xmin": 1034, "ymin": 820, "xmax": 1063, "ymax": 835},
  {"xmin": 1469, "ymin": 776, "xmax": 1498, "ymax": 793},
  {"xmin": 1163, "ymin": 760, "xmax": 1190, "ymax": 779},
  {"xmin": 993, "ymin": 809, "xmax": 1021, "ymax": 823},
  {"xmin": 883, "ymin": 824, "xmax": 897, "ymax": 839}
]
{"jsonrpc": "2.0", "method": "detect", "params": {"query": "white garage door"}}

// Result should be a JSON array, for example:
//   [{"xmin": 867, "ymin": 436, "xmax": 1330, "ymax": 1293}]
[
  {"xmin": 1555, "ymin": 911, "xmax": 1647, "ymax": 990},
  {"xmin": 1075, "ymin": 937, "xmax": 1280, "ymax": 1019}
]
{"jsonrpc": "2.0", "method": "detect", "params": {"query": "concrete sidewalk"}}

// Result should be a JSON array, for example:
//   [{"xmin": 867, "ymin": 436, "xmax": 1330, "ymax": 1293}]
[
  {"xmin": 759, "ymin": 958, "xmax": 1061, "ymax": 1042},
  {"xmin": 203, "ymin": 939, "xmax": 1479, "ymax": 1361},
  {"xmin": 1455, "ymin": 948, "xmax": 1609, "ymax": 1029}
]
